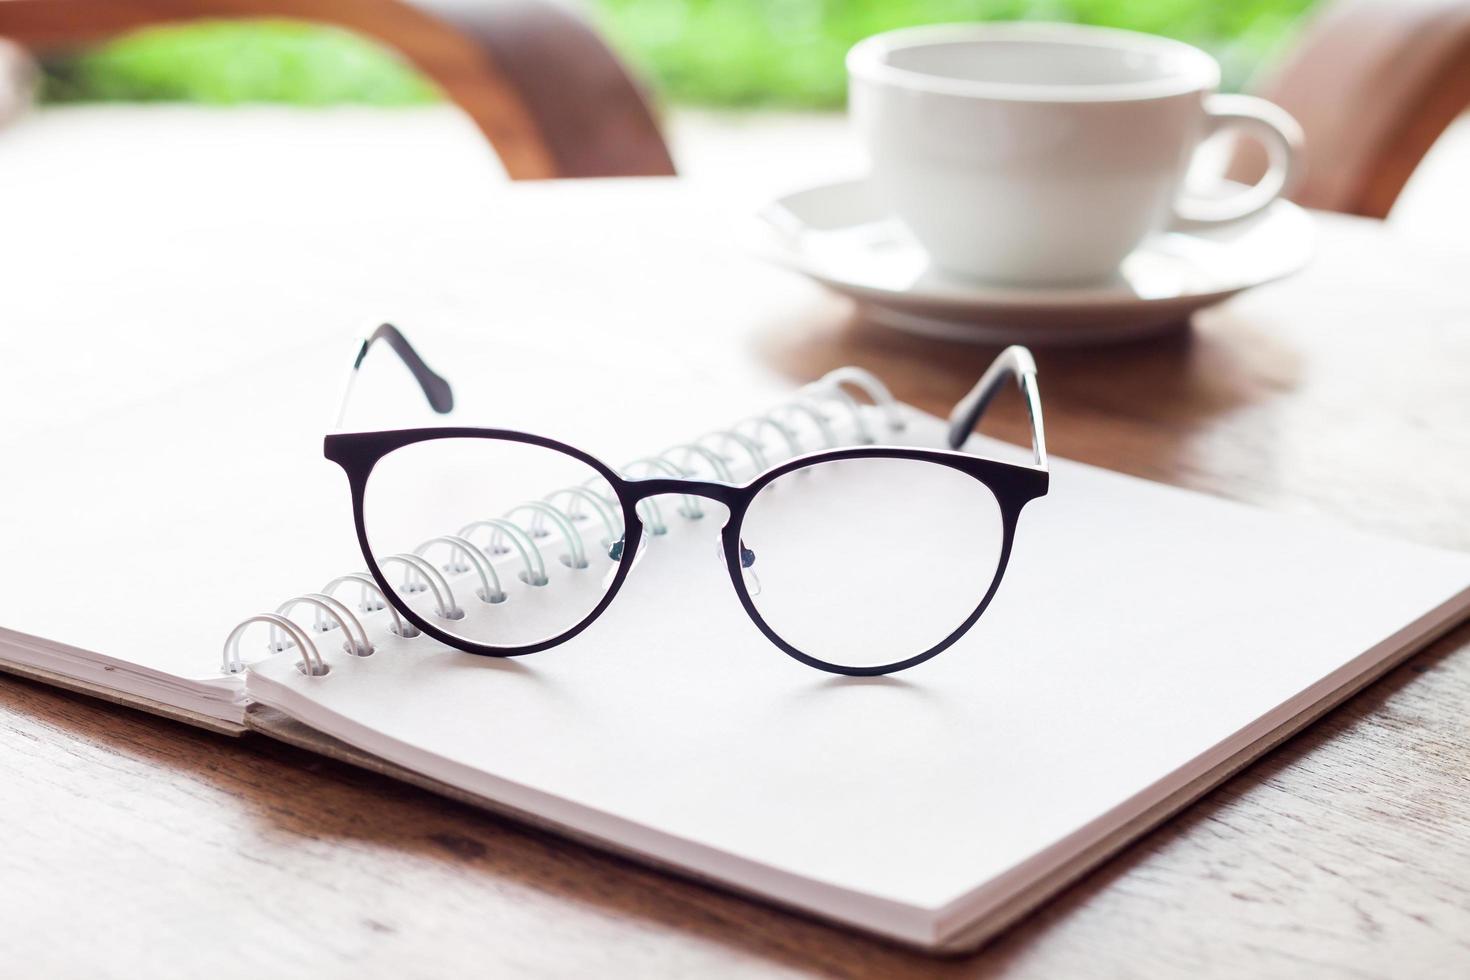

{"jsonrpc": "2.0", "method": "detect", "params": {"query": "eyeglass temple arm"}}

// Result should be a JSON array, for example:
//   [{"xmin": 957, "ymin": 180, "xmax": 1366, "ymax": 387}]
[
  {"xmin": 946, "ymin": 345, "xmax": 1048, "ymax": 469},
  {"xmin": 333, "ymin": 323, "xmax": 455, "ymax": 429}
]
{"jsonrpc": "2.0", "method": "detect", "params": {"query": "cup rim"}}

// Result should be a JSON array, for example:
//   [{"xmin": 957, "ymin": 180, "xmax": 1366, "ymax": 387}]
[{"xmin": 847, "ymin": 22, "xmax": 1220, "ymax": 103}]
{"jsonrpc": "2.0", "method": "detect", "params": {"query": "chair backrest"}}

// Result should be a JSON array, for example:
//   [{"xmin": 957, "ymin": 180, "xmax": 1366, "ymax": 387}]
[
  {"xmin": 0, "ymin": 0, "xmax": 676, "ymax": 180},
  {"xmin": 1232, "ymin": 0, "xmax": 1470, "ymax": 218},
  {"xmin": 0, "ymin": 36, "xmax": 35, "ymax": 125}
]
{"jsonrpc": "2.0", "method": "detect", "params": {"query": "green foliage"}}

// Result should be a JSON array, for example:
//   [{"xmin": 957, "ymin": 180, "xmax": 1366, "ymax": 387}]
[
  {"xmin": 591, "ymin": 0, "xmax": 1319, "ymax": 107},
  {"xmin": 37, "ymin": 2, "xmax": 1317, "ymax": 109},
  {"xmin": 40, "ymin": 20, "xmax": 437, "ymax": 105}
]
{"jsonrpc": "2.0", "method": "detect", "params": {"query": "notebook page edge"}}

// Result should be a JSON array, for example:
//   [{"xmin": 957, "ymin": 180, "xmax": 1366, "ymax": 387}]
[
  {"xmin": 234, "ymin": 405, "xmax": 1470, "ymax": 948},
  {"xmin": 242, "ymin": 665, "xmax": 942, "ymax": 948},
  {"xmin": 0, "ymin": 652, "xmax": 249, "ymax": 734},
  {"xmin": 929, "ymin": 582, "xmax": 1470, "ymax": 950}
]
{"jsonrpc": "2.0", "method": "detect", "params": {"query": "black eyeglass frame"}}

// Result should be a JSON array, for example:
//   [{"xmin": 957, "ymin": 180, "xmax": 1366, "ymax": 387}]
[{"xmin": 324, "ymin": 326, "xmax": 1049, "ymax": 676}]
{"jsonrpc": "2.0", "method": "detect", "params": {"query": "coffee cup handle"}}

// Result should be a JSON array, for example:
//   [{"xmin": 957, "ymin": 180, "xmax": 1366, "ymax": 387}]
[{"xmin": 1174, "ymin": 94, "xmax": 1304, "ymax": 225}]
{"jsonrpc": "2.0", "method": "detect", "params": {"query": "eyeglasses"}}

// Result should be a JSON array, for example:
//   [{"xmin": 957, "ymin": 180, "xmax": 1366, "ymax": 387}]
[{"xmin": 324, "ymin": 325, "xmax": 1048, "ymax": 676}]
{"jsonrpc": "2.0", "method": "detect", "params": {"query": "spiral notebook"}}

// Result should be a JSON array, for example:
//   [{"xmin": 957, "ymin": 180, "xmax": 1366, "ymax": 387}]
[{"xmin": 2, "ymin": 330, "xmax": 1468, "ymax": 952}]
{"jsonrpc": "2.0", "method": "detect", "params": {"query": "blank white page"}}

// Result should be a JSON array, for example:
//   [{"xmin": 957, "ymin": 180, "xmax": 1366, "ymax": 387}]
[
  {"xmin": 245, "ymin": 408, "xmax": 1470, "ymax": 947},
  {"xmin": 0, "ymin": 325, "xmax": 790, "ymax": 721}
]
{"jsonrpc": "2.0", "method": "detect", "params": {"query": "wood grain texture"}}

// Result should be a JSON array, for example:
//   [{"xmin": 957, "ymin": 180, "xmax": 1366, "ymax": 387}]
[
  {"xmin": 0, "ymin": 0, "xmax": 675, "ymax": 179},
  {"xmin": 4, "ymin": 183, "xmax": 1470, "ymax": 977}
]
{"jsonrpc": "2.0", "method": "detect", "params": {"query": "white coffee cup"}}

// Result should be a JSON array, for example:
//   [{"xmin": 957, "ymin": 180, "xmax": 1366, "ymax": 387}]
[{"xmin": 847, "ymin": 23, "xmax": 1303, "ymax": 286}]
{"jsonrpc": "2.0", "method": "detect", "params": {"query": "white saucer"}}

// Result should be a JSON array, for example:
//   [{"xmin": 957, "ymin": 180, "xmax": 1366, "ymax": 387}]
[{"xmin": 757, "ymin": 178, "xmax": 1315, "ymax": 345}]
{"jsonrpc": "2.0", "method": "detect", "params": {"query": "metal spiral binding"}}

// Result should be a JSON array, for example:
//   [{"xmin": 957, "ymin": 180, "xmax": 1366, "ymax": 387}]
[
  {"xmin": 544, "ymin": 487, "xmax": 622, "ymax": 550},
  {"xmin": 585, "ymin": 473, "xmax": 667, "ymax": 535},
  {"xmin": 622, "ymin": 457, "xmax": 706, "ymax": 519},
  {"xmin": 222, "ymin": 614, "xmax": 325, "ymax": 676},
  {"xmin": 505, "ymin": 501, "xmax": 589, "ymax": 569},
  {"xmin": 380, "ymin": 553, "xmax": 464, "ymax": 620},
  {"xmin": 458, "ymin": 518, "xmax": 548, "ymax": 586},
  {"xmin": 769, "ymin": 399, "xmax": 840, "ymax": 449},
  {"xmin": 273, "ymin": 593, "xmax": 375, "ymax": 657},
  {"xmin": 658, "ymin": 443, "xmax": 734, "ymax": 483},
  {"xmin": 320, "ymin": 573, "xmax": 418, "ymax": 637},
  {"xmin": 219, "ymin": 364, "xmax": 901, "ymax": 677},
  {"xmin": 698, "ymin": 429, "xmax": 767, "ymax": 473},
  {"xmin": 802, "ymin": 366, "xmax": 905, "ymax": 439},
  {"xmin": 414, "ymin": 535, "xmax": 507, "ymax": 603}
]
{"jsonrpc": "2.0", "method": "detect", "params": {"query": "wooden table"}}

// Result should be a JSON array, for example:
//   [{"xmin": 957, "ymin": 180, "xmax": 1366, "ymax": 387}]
[{"xmin": 4, "ymin": 179, "xmax": 1469, "ymax": 977}]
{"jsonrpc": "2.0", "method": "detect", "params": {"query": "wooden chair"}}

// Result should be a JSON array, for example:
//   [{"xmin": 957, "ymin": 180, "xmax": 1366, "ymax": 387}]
[
  {"xmin": 0, "ymin": 0, "xmax": 677, "ymax": 180},
  {"xmin": 4, "ymin": 0, "xmax": 1468, "ymax": 215},
  {"xmin": 0, "ymin": 36, "xmax": 35, "ymax": 125},
  {"xmin": 1232, "ymin": 0, "xmax": 1470, "ymax": 218}
]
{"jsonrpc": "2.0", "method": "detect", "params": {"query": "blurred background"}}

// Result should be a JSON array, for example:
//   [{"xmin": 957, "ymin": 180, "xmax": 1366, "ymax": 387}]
[
  {"xmin": 36, "ymin": 1, "xmax": 1312, "ymax": 107},
  {"xmin": 1, "ymin": 0, "xmax": 1464, "ymax": 230}
]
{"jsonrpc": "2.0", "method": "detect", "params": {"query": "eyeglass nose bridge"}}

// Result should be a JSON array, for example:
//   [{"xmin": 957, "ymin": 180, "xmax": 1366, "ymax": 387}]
[
  {"xmin": 621, "ymin": 476, "xmax": 745, "ymax": 511},
  {"xmin": 603, "ymin": 477, "xmax": 753, "ymax": 594}
]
